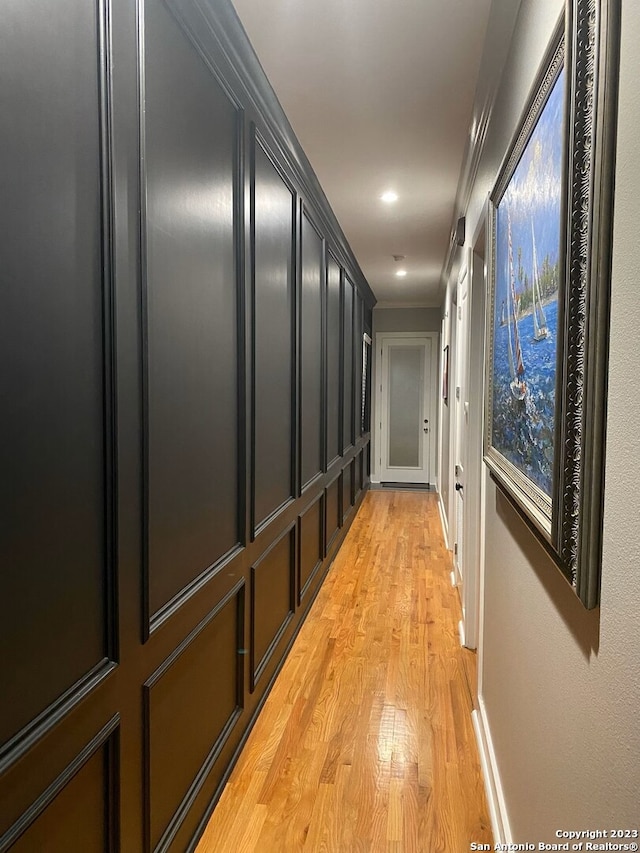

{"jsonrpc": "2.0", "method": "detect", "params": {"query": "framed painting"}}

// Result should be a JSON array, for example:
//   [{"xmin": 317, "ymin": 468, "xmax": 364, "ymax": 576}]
[{"xmin": 484, "ymin": 0, "xmax": 620, "ymax": 608}]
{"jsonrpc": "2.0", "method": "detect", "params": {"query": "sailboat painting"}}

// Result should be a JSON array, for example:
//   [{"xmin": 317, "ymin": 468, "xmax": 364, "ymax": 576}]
[{"xmin": 491, "ymin": 68, "xmax": 565, "ymax": 497}]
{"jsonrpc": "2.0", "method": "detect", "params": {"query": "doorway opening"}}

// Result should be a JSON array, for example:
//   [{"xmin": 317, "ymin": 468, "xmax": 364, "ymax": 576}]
[{"xmin": 373, "ymin": 332, "xmax": 439, "ymax": 487}]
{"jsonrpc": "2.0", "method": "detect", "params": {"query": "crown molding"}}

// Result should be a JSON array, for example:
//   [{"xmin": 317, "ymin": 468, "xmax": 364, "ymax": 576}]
[{"xmin": 186, "ymin": 0, "xmax": 377, "ymax": 308}]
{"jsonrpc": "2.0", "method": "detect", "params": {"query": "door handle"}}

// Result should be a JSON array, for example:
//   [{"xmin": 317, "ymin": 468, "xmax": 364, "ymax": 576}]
[{"xmin": 455, "ymin": 482, "xmax": 463, "ymax": 492}]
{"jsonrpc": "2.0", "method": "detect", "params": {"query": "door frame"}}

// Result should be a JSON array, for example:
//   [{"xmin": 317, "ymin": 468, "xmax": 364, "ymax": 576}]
[
  {"xmin": 453, "ymin": 262, "xmax": 470, "ymax": 595},
  {"xmin": 464, "ymin": 226, "xmax": 488, "ymax": 652},
  {"xmin": 372, "ymin": 331, "xmax": 439, "ymax": 485},
  {"xmin": 452, "ymin": 225, "xmax": 487, "ymax": 652}
]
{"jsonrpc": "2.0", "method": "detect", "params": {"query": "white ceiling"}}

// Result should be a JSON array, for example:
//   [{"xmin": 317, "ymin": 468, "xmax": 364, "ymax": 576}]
[{"xmin": 231, "ymin": 0, "xmax": 494, "ymax": 307}]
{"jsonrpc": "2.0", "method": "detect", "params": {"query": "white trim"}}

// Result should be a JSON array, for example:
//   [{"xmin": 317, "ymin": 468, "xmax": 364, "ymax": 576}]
[
  {"xmin": 437, "ymin": 488, "xmax": 450, "ymax": 550},
  {"xmin": 437, "ymin": 0, "xmax": 522, "ymax": 297},
  {"xmin": 477, "ymin": 468, "xmax": 487, "ymax": 697},
  {"xmin": 458, "ymin": 619, "xmax": 465, "ymax": 647},
  {"xmin": 374, "ymin": 300, "xmax": 441, "ymax": 309},
  {"xmin": 472, "ymin": 699, "xmax": 512, "ymax": 847},
  {"xmin": 447, "ymin": 305, "xmax": 458, "ymax": 548},
  {"xmin": 476, "ymin": 204, "xmax": 490, "ymax": 698},
  {"xmin": 374, "ymin": 332, "xmax": 439, "ymax": 485}
]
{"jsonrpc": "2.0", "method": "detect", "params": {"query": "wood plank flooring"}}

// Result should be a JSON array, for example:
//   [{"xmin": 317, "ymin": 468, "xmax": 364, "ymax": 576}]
[{"xmin": 196, "ymin": 490, "xmax": 492, "ymax": 852}]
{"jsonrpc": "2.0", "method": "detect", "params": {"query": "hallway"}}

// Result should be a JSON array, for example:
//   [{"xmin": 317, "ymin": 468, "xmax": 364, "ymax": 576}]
[{"xmin": 196, "ymin": 491, "xmax": 492, "ymax": 852}]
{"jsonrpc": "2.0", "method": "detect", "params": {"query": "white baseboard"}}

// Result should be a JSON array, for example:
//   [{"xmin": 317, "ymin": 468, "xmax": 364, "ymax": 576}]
[
  {"xmin": 437, "ymin": 490, "xmax": 450, "ymax": 550},
  {"xmin": 458, "ymin": 619, "xmax": 465, "ymax": 647},
  {"xmin": 472, "ymin": 698, "xmax": 512, "ymax": 847}
]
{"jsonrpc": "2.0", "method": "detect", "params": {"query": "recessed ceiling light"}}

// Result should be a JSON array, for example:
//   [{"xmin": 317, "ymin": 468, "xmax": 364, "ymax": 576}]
[
  {"xmin": 395, "ymin": 269, "xmax": 407, "ymax": 278},
  {"xmin": 380, "ymin": 191, "xmax": 398, "ymax": 204}
]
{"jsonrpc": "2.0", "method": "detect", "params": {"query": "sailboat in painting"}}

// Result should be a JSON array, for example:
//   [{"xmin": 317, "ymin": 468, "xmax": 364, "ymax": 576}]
[
  {"xmin": 506, "ymin": 208, "xmax": 527, "ymax": 401},
  {"xmin": 531, "ymin": 220, "xmax": 550, "ymax": 342}
]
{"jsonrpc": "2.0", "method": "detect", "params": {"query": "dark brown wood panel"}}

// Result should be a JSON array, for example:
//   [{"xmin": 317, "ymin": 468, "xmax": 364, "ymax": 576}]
[
  {"xmin": 252, "ymin": 135, "xmax": 296, "ymax": 534},
  {"xmin": 298, "ymin": 496, "xmax": 324, "ymax": 604},
  {"xmin": 143, "ymin": 0, "xmax": 241, "ymax": 623},
  {"xmin": 0, "ymin": 0, "xmax": 375, "ymax": 848},
  {"xmin": 1, "ymin": 718, "xmax": 119, "ymax": 853},
  {"xmin": 354, "ymin": 292, "xmax": 364, "ymax": 437},
  {"xmin": 326, "ymin": 253, "xmax": 342, "ymax": 465},
  {"xmin": 0, "ymin": 0, "xmax": 113, "ymax": 753},
  {"xmin": 342, "ymin": 461, "xmax": 354, "ymax": 522},
  {"xmin": 325, "ymin": 475, "xmax": 342, "ymax": 554},
  {"xmin": 250, "ymin": 527, "xmax": 295, "ymax": 690},
  {"xmin": 145, "ymin": 585, "xmax": 244, "ymax": 851},
  {"xmin": 342, "ymin": 278, "xmax": 354, "ymax": 452},
  {"xmin": 300, "ymin": 209, "xmax": 324, "ymax": 489},
  {"xmin": 356, "ymin": 450, "xmax": 364, "ymax": 497}
]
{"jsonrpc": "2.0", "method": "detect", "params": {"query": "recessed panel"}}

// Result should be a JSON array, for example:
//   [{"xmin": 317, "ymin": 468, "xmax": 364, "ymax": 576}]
[
  {"xmin": 251, "ymin": 528, "xmax": 295, "ymax": 687},
  {"xmin": 300, "ymin": 211, "xmax": 324, "ymax": 488},
  {"xmin": 342, "ymin": 279, "xmax": 354, "ymax": 451},
  {"xmin": 325, "ymin": 476, "xmax": 341, "ymax": 551},
  {"xmin": 252, "ymin": 138, "xmax": 295, "ymax": 531},
  {"xmin": 7, "ymin": 734, "xmax": 115, "ymax": 853},
  {"xmin": 143, "ymin": 0, "xmax": 240, "ymax": 617},
  {"xmin": 354, "ymin": 293, "xmax": 364, "ymax": 437},
  {"xmin": 0, "ymin": 0, "xmax": 110, "ymax": 748},
  {"xmin": 299, "ymin": 497, "xmax": 323, "ymax": 603},
  {"xmin": 342, "ymin": 463, "xmax": 354, "ymax": 521},
  {"xmin": 356, "ymin": 450, "xmax": 364, "ymax": 495},
  {"xmin": 326, "ymin": 255, "xmax": 342, "ymax": 463},
  {"xmin": 147, "ymin": 587, "xmax": 243, "ymax": 850}
]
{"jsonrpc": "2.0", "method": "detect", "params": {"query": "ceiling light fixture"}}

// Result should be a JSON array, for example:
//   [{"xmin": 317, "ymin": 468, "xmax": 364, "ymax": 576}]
[
  {"xmin": 392, "ymin": 254, "xmax": 407, "ymax": 278},
  {"xmin": 380, "ymin": 190, "xmax": 398, "ymax": 204}
]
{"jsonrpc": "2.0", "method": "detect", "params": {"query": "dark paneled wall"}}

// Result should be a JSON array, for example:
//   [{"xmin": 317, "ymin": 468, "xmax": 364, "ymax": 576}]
[
  {"xmin": 0, "ymin": 0, "xmax": 374, "ymax": 850},
  {"xmin": 326, "ymin": 253, "xmax": 343, "ymax": 466},
  {"xmin": 300, "ymin": 209, "xmax": 324, "ymax": 491},
  {"xmin": 144, "ymin": 0, "xmax": 241, "ymax": 623},
  {"xmin": 251, "ymin": 135, "xmax": 296, "ymax": 534}
]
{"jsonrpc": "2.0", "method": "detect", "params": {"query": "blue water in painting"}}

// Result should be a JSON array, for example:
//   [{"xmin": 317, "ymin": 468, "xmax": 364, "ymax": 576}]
[
  {"xmin": 491, "ymin": 68, "xmax": 565, "ymax": 498},
  {"xmin": 492, "ymin": 298, "xmax": 558, "ymax": 495}
]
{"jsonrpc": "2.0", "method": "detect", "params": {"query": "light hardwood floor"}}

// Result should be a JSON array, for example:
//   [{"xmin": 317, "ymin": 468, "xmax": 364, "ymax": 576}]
[{"xmin": 196, "ymin": 490, "xmax": 493, "ymax": 852}]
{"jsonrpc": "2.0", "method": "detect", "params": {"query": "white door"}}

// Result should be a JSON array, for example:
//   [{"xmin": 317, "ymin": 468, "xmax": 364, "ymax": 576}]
[
  {"xmin": 378, "ymin": 335, "xmax": 434, "ymax": 484},
  {"xmin": 454, "ymin": 266, "xmax": 470, "ymax": 610}
]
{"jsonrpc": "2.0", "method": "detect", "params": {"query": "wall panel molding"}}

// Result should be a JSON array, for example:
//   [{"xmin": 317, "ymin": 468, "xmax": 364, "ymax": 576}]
[
  {"xmin": 0, "ymin": 0, "xmax": 118, "ymax": 768},
  {"xmin": 342, "ymin": 460, "xmax": 356, "ymax": 525},
  {"xmin": 342, "ymin": 277, "xmax": 355, "ymax": 453},
  {"xmin": 0, "ymin": 716, "xmax": 120, "ymax": 853},
  {"xmin": 298, "ymin": 495, "xmax": 325, "ymax": 605},
  {"xmin": 250, "ymin": 524, "xmax": 296, "ymax": 691},
  {"xmin": 326, "ymin": 252, "xmax": 343, "ymax": 468},
  {"xmin": 139, "ymin": 0, "xmax": 245, "ymax": 636},
  {"xmin": 184, "ymin": 0, "xmax": 375, "ymax": 311},
  {"xmin": 299, "ymin": 203, "xmax": 325, "ymax": 492},
  {"xmin": 1, "ymin": 0, "xmax": 374, "ymax": 848},
  {"xmin": 250, "ymin": 129, "xmax": 298, "ymax": 538},
  {"xmin": 144, "ymin": 582, "xmax": 245, "ymax": 853},
  {"xmin": 0, "ymin": 660, "xmax": 117, "ymax": 779},
  {"xmin": 325, "ymin": 474, "xmax": 342, "ymax": 556}
]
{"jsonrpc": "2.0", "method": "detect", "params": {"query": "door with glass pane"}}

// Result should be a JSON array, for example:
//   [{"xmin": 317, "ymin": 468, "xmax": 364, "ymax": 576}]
[{"xmin": 379, "ymin": 336, "xmax": 433, "ymax": 484}]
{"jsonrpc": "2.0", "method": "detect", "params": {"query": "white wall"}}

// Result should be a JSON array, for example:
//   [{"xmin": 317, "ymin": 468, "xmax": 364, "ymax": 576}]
[
  {"xmin": 372, "ymin": 306, "xmax": 441, "ymax": 334},
  {"xmin": 460, "ymin": 0, "xmax": 640, "ymax": 841}
]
